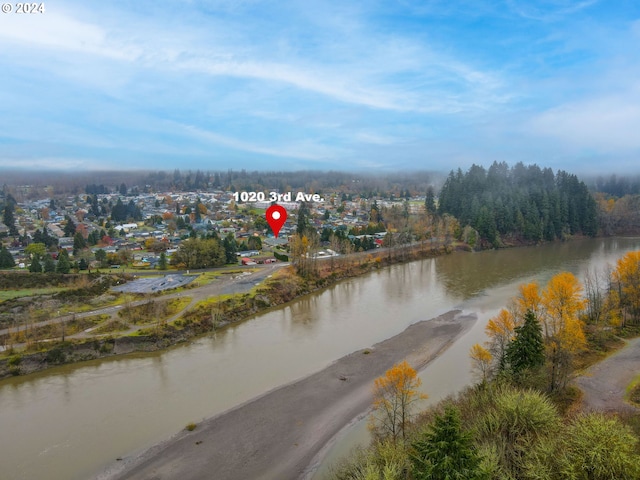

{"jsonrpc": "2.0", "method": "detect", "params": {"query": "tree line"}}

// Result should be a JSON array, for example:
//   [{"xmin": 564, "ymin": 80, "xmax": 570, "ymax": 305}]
[{"xmin": 438, "ymin": 162, "xmax": 597, "ymax": 245}]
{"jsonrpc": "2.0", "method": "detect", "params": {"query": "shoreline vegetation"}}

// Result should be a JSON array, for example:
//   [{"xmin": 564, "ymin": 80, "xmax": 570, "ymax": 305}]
[
  {"xmin": 0, "ymin": 241, "xmax": 453, "ymax": 379},
  {"xmin": 328, "ymin": 252, "xmax": 640, "ymax": 480}
]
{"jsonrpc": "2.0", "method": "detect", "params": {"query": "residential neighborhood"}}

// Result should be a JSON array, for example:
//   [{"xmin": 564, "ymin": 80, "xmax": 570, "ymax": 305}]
[{"xmin": 1, "ymin": 182, "xmax": 430, "ymax": 272}]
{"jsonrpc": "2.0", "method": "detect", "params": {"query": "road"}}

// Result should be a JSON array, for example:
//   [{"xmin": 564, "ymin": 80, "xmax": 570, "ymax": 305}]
[
  {"xmin": 574, "ymin": 336, "xmax": 640, "ymax": 413},
  {"xmin": 0, "ymin": 263, "xmax": 286, "ymax": 339}
]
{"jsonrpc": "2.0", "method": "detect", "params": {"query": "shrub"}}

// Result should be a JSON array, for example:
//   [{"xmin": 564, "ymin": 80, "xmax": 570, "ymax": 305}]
[
  {"xmin": 474, "ymin": 386, "xmax": 560, "ymax": 479},
  {"xmin": 558, "ymin": 413, "xmax": 640, "ymax": 480},
  {"xmin": 7, "ymin": 354, "xmax": 21, "ymax": 366}
]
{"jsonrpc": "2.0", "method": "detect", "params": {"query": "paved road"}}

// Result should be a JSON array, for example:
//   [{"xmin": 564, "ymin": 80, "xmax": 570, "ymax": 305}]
[{"xmin": 574, "ymin": 336, "xmax": 640, "ymax": 413}]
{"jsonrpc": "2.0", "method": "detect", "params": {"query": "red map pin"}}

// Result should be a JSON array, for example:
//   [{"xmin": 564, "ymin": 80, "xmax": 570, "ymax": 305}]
[{"xmin": 266, "ymin": 204, "xmax": 287, "ymax": 238}]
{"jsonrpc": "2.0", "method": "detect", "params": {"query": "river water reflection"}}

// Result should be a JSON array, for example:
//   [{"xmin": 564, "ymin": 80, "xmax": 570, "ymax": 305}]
[{"xmin": 1, "ymin": 238, "xmax": 639, "ymax": 480}]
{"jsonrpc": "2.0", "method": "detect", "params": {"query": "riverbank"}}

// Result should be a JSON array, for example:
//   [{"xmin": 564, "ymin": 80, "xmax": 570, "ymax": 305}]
[
  {"xmin": 100, "ymin": 310, "xmax": 476, "ymax": 480},
  {"xmin": 0, "ymin": 243, "xmax": 450, "ymax": 380}
]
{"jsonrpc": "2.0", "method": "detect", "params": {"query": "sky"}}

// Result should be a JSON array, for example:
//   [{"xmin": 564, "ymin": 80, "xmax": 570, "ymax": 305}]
[{"xmin": 1, "ymin": 0, "xmax": 639, "ymax": 174}]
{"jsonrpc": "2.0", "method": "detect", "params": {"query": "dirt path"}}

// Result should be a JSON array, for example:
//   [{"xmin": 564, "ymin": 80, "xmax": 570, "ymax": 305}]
[
  {"xmin": 574, "ymin": 336, "xmax": 640, "ymax": 413},
  {"xmin": 100, "ymin": 310, "xmax": 477, "ymax": 480}
]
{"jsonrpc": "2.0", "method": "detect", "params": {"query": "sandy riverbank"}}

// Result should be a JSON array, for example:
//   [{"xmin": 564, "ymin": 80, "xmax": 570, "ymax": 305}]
[{"xmin": 101, "ymin": 309, "xmax": 476, "ymax": 480}]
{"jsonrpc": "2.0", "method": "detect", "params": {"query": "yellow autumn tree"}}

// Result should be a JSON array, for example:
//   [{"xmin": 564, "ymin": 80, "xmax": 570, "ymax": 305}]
[
  {"xmin": 540, "ymin": 272, "xmax": 587, "ymax": 391},
  {"xmin": 611, "ymin": 250, "xmax": 640, "ymax": 326},
  {"xmin": 485, "ymin": 308, "xmax": 516, "ymax": 370},
  {"xmin": 369, "ymin": 360, "xmax": 427, "ymax": 442},
  {"xmin": 513, "ymin": 282, "xmax": 542, "ymax": 321},
  {"xmin": 469, "ymin": 343, "xmax": 492, "ymax": 383}
]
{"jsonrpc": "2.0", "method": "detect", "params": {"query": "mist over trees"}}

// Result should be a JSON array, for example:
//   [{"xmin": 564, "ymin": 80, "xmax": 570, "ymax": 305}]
[{"xmin": 438, "ymin": 162, "xmax": 597, "ymax": 245}]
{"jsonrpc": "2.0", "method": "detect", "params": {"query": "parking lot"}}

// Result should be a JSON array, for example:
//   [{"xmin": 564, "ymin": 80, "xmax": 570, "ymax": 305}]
[{"xmin": 112, "ymin": 274, "xmax": 196, "ymax": 294}]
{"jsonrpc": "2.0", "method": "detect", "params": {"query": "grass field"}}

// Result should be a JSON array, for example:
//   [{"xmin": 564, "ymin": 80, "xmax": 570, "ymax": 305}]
[{"xmin": 0, "ymin": 287, "xmax": 70, "ymax": 302}]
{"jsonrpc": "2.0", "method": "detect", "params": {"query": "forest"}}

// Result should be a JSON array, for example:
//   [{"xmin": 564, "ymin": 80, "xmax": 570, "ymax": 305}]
[{"xmin": 437, "ymin": 162, "xmax": 598, "ymax": 245}]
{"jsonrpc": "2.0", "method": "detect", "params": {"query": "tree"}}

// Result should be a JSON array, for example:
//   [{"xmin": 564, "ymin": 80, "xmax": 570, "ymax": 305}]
[
  {"xmin": 119, "ymin": 183, "xmax": 127, "ymax": 195},
  {"xmin": 94, "ymin": 248, "xmax": 107, "ymax": 266},
  {"xmin": 247, "ymin": 235, "xmax": 262, "ymax": 251},
  {"xmin": 56, "ymin": 249, "xmax": 71, "ymax": 274},
  {"xmin": 63, "ymin": 215, "xmax": 76, "ymax": 236},
  {"xmin": 513, "ymin": 281, "xmax": 542, "ymax": 320},
  {"xmin": 29, "ymin": 256, "xmax": 42, "ymax": 273},
  {"xmin": 610, "ymin": 250, "xmax": 640, "ymax": 326},
  {"xmin": 222, "ymin": 233, "xmax": 238, "ymax": 264},
  {"xmin": 2, "ymin": 202, "xmax": 18, "ymax": 236},
  {"xmin": 297, "ymin": 201, "xmax": 310, "ymax": 236},
  {"xmin": 425, "ymin": 186, "xmax": 436, "ymax": 215},
  {"xmin": 43, "ymin": 255, "xmax": 55, "ymax": 273},
  {"xmin": 158, "ymin": 252, "xmax": 168, "ymax": 270},
  {"xmin": 73, "ymin": 232, "xmax": 87, "ymax": 255},
  {"xmin": 540, "ymin": 272, "xmax": 587, "ymax": 391},
  {"xmin": 411, "ymin": 405, "xmax": 487, "ymax": 480},
  {"xmin": 369, "ymin": 360, "xmax": 427, "ymax": 442},
  {"xmin": 170, "ymin": 238, "xmax": 225, "ymax": 269},
  {"xmin": 25, "ymin": 242, "xmax": 46, "ymax": 259},
  {"xmin": 469, "ymin": 343, "xmax": 492, "ymax": 384},
  {"xmin": 506, "ymin": 309, "xmax": 545, "ymax": 377},
  {"xmin": 0, "ymin": 246, "xmax": 15, "ymax": 268},
  {"xmin": 484, "ymin": 309, "xmax": 516, "ymax": 371}
]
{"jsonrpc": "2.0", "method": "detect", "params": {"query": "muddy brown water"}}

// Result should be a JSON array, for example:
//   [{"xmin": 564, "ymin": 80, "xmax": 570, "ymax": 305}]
[{"xmin": 1, "ymin": 237, "xmax": 639, "ymax": 480}]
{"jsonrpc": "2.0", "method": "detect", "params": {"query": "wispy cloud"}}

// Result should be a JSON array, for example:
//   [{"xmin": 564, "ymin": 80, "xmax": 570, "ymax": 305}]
[
  {"xmin": 176, "ymin": 123, "xmax": 341, "ymax": 161},
  {"xmin": 505, "ymin": 0, "xmax": 599, "ymax": 22},
  {"xmin": 0, "ymin": 0, "xmax": 639, "ymax": 172}
]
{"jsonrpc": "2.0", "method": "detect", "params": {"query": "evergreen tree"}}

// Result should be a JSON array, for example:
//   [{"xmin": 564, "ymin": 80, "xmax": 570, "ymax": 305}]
[
  {"xmin": 73, "ymin": 232, "xmax": 87, "ymax": 255},
  {"xmin": 223, "ymin": 233, "xmax": 238, "ymax": 263},
  {"xmin": 63, "ymin": 215, "xmax": 76, "ymax": 236},
  {"xmin": 0, "ymin": 246, "xmax": 15, "ymax": 268},
  {"xmin": 247, "ymin": 235, "xmax": 262, "ymax": 251},
  {"xmin": 425, "ymin": 186, "xmax": 437, "ymax": 214},
  {"xmin": 78, "ymin": 258, "xmax": 88, "ymax": 270},
  {"xmin": 43, "ymin": 255, "xmax": 55, "ymax": 273},
  {"xmin": 29, "ymin": 256, "xmax": 42, "ymax": 273},
  {"xmin": 411, "ymin": 405, "xmax": 487, "ymax": 480},
  {"xmin": 56, "ymin": 249, "xmax": 71, "ymax": 274},
  {"xmin": 111, "ymin": 198, "xmax": 127, "ymax": 222},
  {"xmin": 506, "ymin": 309, "xmax": 545, "ymax": 375},
  {"xmin": 297, "ymin": 202, "xmax": 310, "ymax": 236},
  {"xmin": 2, "ymin": 202, "xmax": 18, "ymax": 237},
  {"xmin": 95, "ymin": 249, "xmax": 107, "ymax": 267},
  {"xmin": 158, "ymin": 251, "xmax": 168, "ymax": 270}
]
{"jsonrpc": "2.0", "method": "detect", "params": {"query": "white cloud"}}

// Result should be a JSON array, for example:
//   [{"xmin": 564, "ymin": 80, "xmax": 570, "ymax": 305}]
[
  {"xmin": 176, "ymin": 123, "xmax": 340, "ymax": 161},
  {"xmin": 0, "ymin": 11, "xmax": 141, "ymax": 61},
  {"xmin": 529, "ymin": 91, "xmax": 640, "ymax": 151}
]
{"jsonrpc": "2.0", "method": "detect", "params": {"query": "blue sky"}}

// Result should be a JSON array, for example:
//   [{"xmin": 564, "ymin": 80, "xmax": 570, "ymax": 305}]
[{"xmin": 1, "ymin": 0, "xmax": 639, "ymax": 173}]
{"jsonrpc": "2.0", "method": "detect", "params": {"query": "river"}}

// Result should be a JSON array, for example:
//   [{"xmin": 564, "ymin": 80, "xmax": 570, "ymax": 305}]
[{"xmin": 1, "ymin": 237, "xmax": 639, "ymax": 480}]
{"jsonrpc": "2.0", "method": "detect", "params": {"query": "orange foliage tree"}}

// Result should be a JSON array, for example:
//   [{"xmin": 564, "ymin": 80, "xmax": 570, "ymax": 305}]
[
  {"xmin": 513, "ymin": 282, "xmax": 542, "ymax": 320},
  {"xmin": 369, "ymin": 360, "xmax": 427, "ymax": 442},
  {"xmin": 540, "ymin": 272, "xmax": 587, "ymax": 391},
  {"xmin": 485, "ymin": 308, "xmax": 516, "ymax": 371},
  {"xmin": 610, "ymin": 251, "xmax": 640, "ymax": 326}
]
